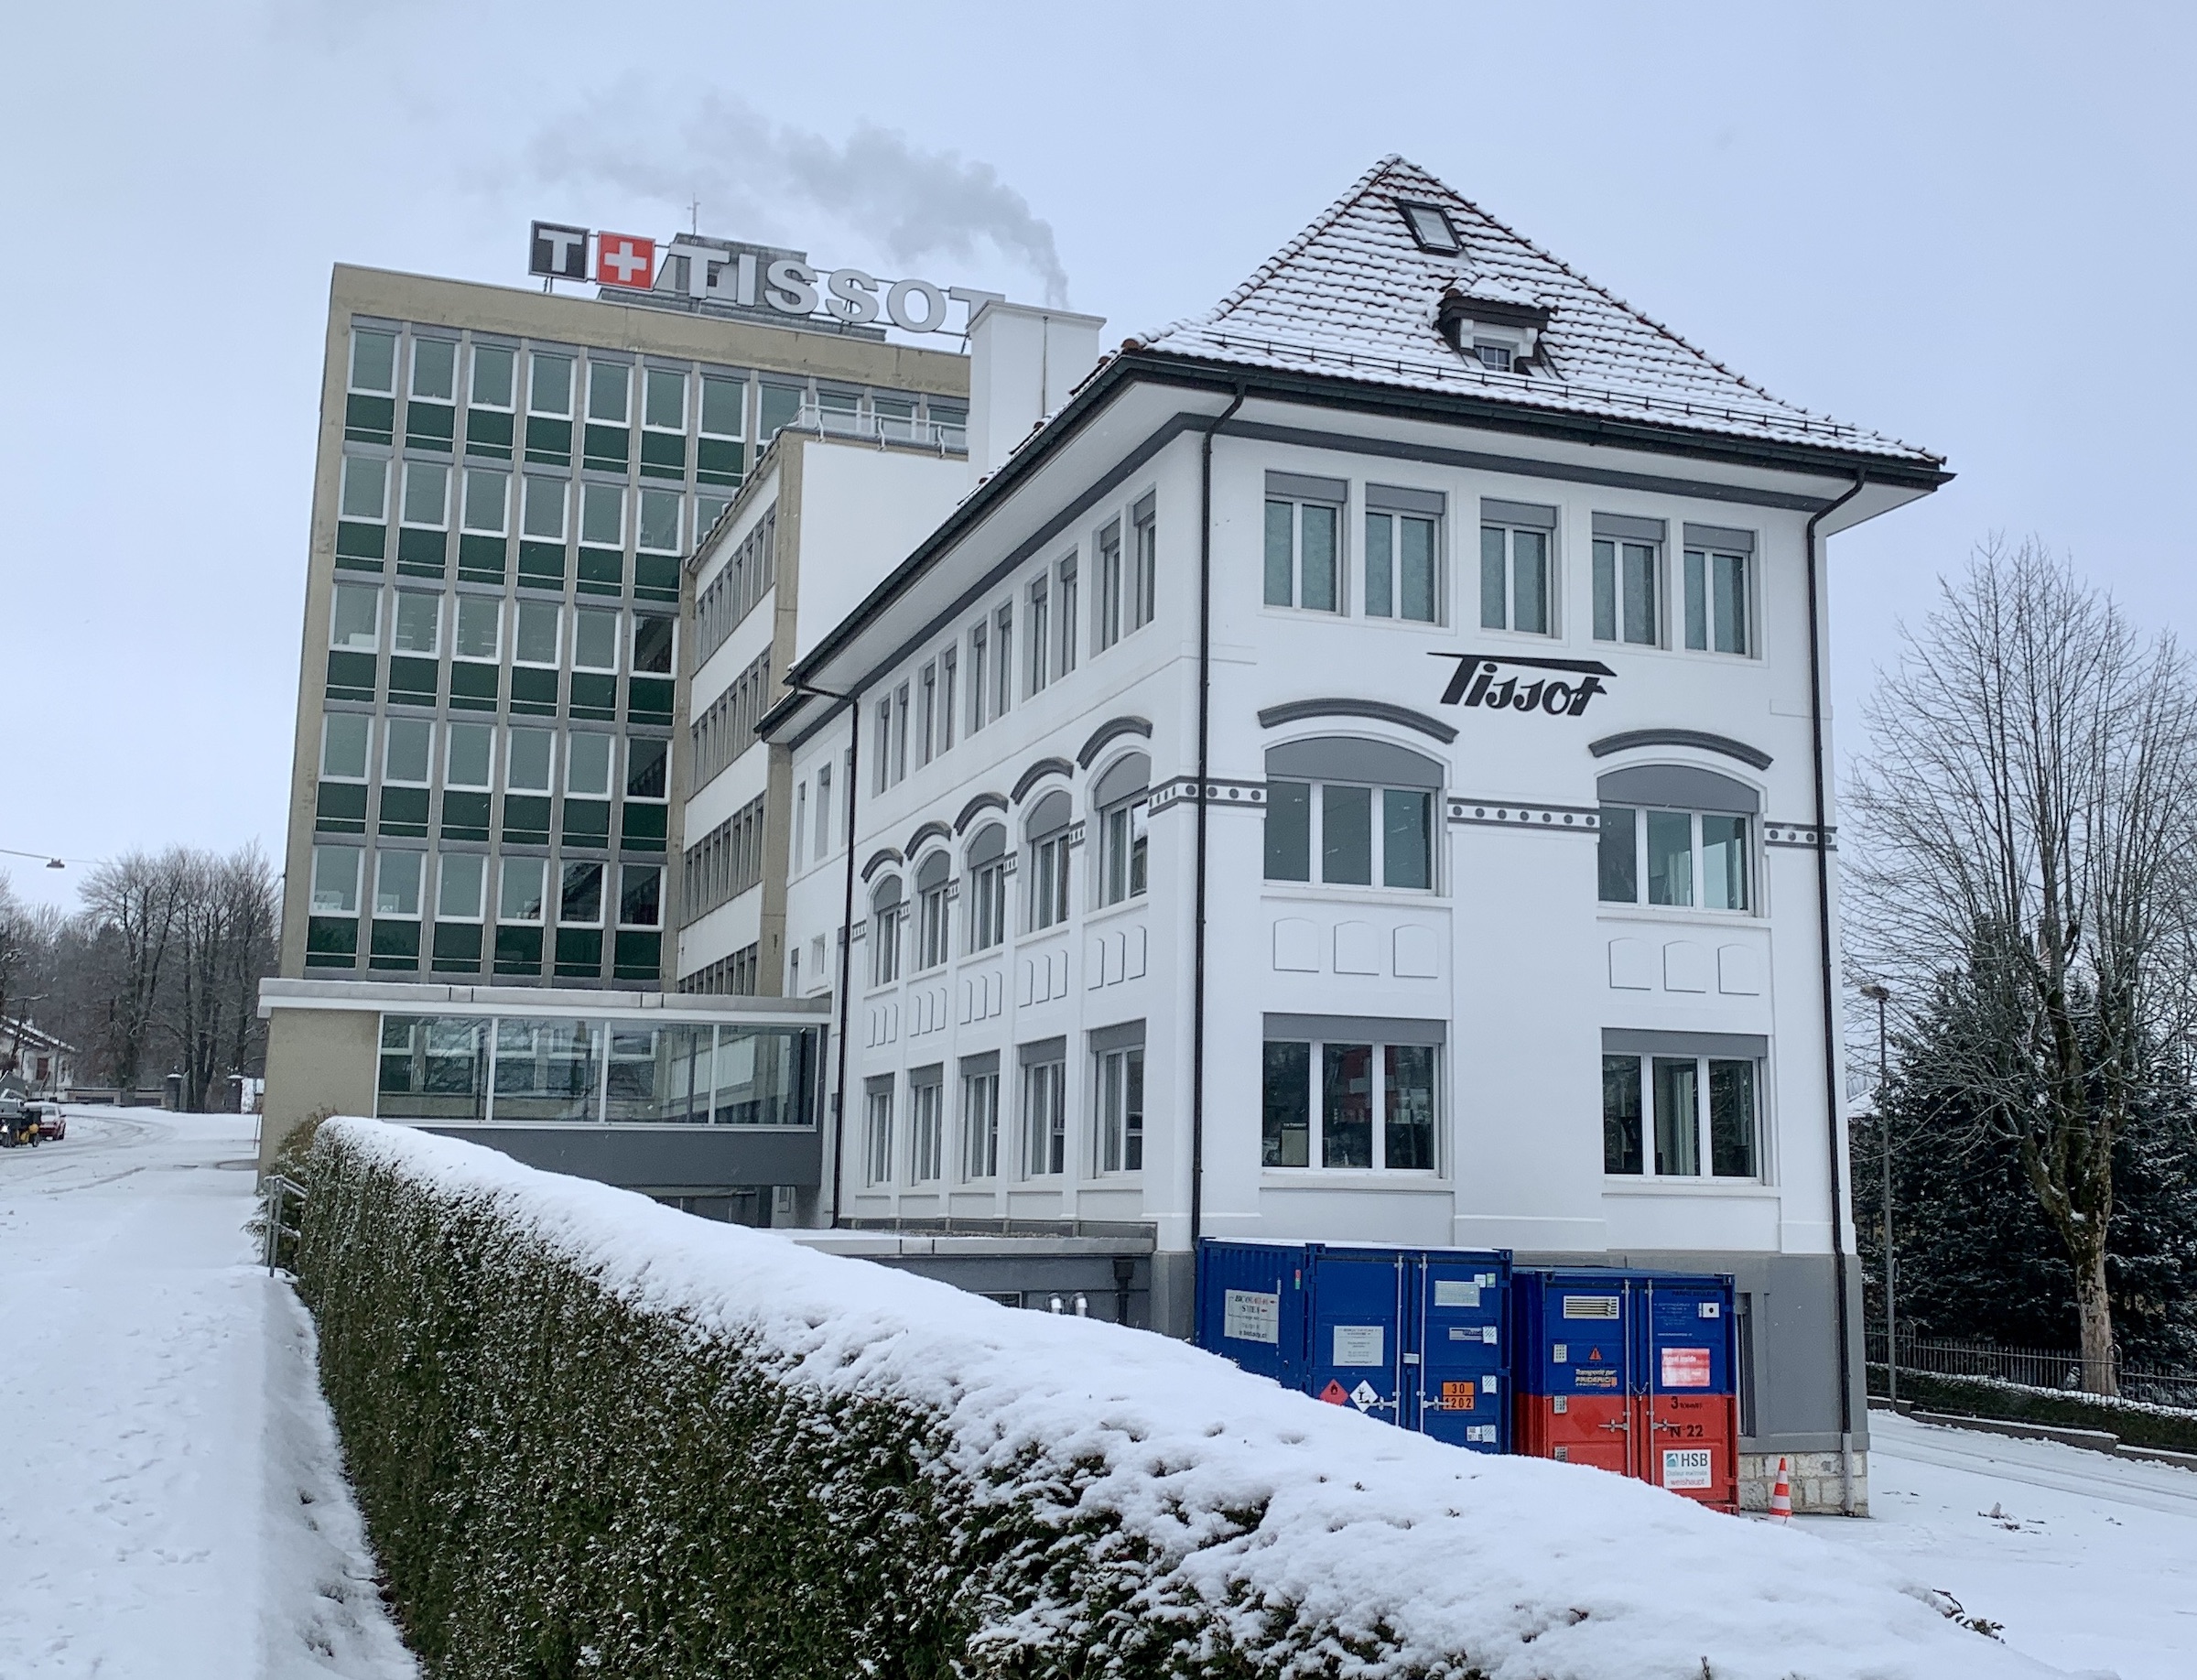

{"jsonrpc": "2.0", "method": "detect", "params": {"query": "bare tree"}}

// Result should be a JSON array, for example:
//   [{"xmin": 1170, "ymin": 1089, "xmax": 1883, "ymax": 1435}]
[
  {"xmin": 79, "ymin": 851, "xmax": 184, "ymax": 1099},
  {"xmin": 1847, "ymin": 540, "xmax": 2197, "ymax": 1394}
]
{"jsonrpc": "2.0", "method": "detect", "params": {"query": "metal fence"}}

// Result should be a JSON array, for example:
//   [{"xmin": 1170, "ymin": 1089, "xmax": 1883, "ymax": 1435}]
[{"xmin": 1867, "ymin": 1328, "xmax": 2197, "ymax": 1412}]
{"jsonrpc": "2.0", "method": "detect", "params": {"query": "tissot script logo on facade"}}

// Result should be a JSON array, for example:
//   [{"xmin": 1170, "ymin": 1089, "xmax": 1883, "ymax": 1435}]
[
  {"xmin": 526, "ymin": 220, "xmax": 1000, "ymax": 334},
  {"xmin": 1434, "ymin": 652, "xmax": 1616, "ymax": 717}
]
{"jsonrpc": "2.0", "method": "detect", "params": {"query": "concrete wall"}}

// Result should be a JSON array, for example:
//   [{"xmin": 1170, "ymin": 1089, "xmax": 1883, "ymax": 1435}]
[{"xmin": 259, "ymin": 1006, "xmax": 380, "ymax": 1171}]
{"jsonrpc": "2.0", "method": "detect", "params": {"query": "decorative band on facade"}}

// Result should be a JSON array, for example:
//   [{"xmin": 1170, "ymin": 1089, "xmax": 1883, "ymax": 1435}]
[
  {"xmin": 1150, "ymin": 776, "xmax": 1267, "ymax": 814},
  {"xmin": 1448, "ymin": 799, "xmax": 1600, "ymax": 831},
  {"xmin": 1763, "ymin": 823, "xmax": 1836, "ymax": 851}
]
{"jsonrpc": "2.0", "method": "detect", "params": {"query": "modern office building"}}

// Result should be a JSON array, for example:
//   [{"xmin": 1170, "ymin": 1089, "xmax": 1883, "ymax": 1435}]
[
  {"xmin": 760, "ymin": 157, "xmax": 1948, "ymax": 1510},
  {"xmin": 260, "ymin": 238, "xmax": 973, "ymax": 1204}
]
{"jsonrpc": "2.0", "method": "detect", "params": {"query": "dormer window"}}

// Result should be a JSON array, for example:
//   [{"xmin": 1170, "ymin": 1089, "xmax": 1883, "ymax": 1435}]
[
  {"xmin": 1437, "ymin": 287, "xmax": 1553, "ymax": 372},
  {"xmin": 1472, "ymin": 341, "xmax": 1513, "ymax": 372},
  {"xmin": 1399, "ymin": 201, "xmax": 1461, "ymax": 255}
]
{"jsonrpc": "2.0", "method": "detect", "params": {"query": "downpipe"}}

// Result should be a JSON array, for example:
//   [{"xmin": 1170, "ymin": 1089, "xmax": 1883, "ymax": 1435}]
[{"xmin": 1804, "ymin": 472, "xmax": 1868, "ymax": 1513}]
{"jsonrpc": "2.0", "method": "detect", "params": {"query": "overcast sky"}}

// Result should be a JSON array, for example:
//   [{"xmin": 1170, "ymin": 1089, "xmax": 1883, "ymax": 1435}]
[{"xmin": 5, "ymin": 0, "xmax": 2192, "ymax": 912}]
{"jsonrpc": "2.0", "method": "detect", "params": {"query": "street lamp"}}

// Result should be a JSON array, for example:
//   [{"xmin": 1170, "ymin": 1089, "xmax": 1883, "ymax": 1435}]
[{"xmin": 1857, "ymin": 981, "xmax": 1895, "ymax": 1404}]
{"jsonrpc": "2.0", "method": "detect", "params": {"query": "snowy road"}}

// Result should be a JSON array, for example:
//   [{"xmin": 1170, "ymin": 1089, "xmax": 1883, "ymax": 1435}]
[
  {"xmin": 1799, "ymin": 1410, "xmax": 2196, "ymax": 1677},
  {"xmin": 0, "ymin": 1108, "xmax": 416, "ymax": 1678}
]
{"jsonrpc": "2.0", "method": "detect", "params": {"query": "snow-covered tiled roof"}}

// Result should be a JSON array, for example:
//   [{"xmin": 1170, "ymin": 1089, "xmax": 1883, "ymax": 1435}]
[{"xmin": 1132, "ymin": 156, "xmax": 1943, "ymax": 468}]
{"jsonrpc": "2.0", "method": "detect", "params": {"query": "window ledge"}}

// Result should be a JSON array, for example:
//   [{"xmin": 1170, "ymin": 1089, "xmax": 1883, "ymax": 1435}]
[
  {"xmin": 1261, "ymin": 1171, "xmax": 1449, "ymax": 1192},
  {"xmin": 1600, "ymin": 1178, "xmax": 1776, "ymax": 1197},
  {"xmin": 1262, "ymin": 884, "xmax": 1445, "ymax": 906},
  {"xmin": 1596, "ymin": 905, "xmax": 1758, "ymax": 927}
]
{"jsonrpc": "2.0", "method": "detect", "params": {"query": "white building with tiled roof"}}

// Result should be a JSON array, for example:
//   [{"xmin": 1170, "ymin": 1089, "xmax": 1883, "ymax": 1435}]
[{"xmin": 757, "ymin": 157, "xmax": 1948, "ymax": 1513}]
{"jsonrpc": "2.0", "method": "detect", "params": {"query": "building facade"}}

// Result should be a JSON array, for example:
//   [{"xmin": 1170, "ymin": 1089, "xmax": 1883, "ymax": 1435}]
[
  {"xmin": 762, "ymin": 158, "xmax": 1947, "ymax": 1508},
  {"xmin": 261, "ymin": 246, "xmax": 971, "ymax": 1206}
]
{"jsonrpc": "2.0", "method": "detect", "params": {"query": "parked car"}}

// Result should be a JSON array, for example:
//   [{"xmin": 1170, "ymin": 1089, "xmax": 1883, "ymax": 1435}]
[
  {"xmin": 0, "ymin": 1093, "xmax": 37, "ymax": 1148},
  {"xmin": 29, "ymin": 1102, "xmax": 64, "ymax": 1142}
]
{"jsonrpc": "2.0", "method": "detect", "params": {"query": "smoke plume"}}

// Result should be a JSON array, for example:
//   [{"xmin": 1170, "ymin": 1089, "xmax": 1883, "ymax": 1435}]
[{"xmin": 526, "ymin": 89, "xmax": 1070, "ymax": 307}]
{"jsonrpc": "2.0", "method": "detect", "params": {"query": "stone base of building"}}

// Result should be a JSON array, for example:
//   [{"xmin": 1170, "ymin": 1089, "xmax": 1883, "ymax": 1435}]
[{"xmin": 1738, "ymin": 1449, "xmax": 1867, "ymax": 1516}]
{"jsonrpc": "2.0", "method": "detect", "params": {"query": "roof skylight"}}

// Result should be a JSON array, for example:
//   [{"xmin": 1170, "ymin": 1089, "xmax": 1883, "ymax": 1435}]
[{"xmin": 1398, "ymin": 201, "xmax": 1461, "ymax": 255}]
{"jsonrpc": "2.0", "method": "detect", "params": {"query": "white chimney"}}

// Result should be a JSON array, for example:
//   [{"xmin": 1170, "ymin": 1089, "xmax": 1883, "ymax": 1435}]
[{"xmin": 964, "ymin": 300, "xmax": 1106, "ymax": 482}]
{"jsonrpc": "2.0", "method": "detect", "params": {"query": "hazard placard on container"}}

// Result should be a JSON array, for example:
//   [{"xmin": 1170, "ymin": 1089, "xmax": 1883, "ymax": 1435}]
[
  {"xmin": 1319, "ymin": 1379, "xmax": 1349, "ymax": 1404},
  {"xmin": 1440, "ymin": 1379, "xmax": 1477, "ymax": 1410},
  {"xmin": 1662, "ymin": 1447, "xmax": 1714, "ymax": 1489},
  {"xmin": 1661, "ymin": 1347, "xmax": 1713, "ymax": 1388}
]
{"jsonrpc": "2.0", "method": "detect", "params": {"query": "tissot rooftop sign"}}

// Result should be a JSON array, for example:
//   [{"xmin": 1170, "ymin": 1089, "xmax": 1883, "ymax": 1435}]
[{"xmin": 528, "ymin": 220, "xmax": 1001, "ymax": 335}]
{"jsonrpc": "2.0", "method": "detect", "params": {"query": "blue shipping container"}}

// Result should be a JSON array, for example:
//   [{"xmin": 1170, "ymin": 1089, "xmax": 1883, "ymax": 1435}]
[{"xmin": 1195, "ymin": 1240, "xmax": 1512, "ymax": 1452}]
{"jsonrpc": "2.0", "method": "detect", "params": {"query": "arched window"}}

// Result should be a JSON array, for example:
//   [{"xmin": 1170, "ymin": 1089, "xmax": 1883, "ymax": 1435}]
[
  {"xmin": 1595, "ymin": 764, "xmax": 1758, "ymax": 911},
  {"xmin": 915, "ymin": 851, "xmax": 950, "ymax": 970},
  {"xmin": 966, "ymin": 823, "xmax": 1008, "ymax": 952},
  {"xmin": 1261, "ymin": 737, "xmax": 1442, "ymax": 891},
  {"xmin": 1026, "ymin": 788, "xmax": 1072, "ymax": 931},
  {"xmin": 1093, "ymin": 751, "xmax": 1151, "ymax": 906},
  {"xmin": 871, "ymin": 875, "xmax": 904, "ymax": 985}
]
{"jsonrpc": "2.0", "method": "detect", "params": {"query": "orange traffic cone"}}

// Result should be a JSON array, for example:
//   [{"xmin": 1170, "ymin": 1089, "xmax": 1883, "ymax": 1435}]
[{"xmin": 1769, "ymin": 1457, "xmax": 1792, "ymax": 1523}]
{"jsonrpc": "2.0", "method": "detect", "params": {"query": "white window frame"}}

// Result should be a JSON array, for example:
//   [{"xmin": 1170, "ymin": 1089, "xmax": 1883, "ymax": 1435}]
[
  {"xmin": 1362, "ymin": 507, "xmax": 1443, "ymax": 624},
  {"xmin": 1095, "ymin": 1044, "xmax": 1143, "ymax": 1175},
  {"xmin": 1601, "ymin": 1051, "xmax": 1761, "ymax": 1181},
  {"xmin": 1262, "ymin": 776, "xmax": 1438, "ymax": 893},
  {"xmin": 909, "ymin": 1074, "xmax": 943, "ymax": 1185},
  {"xmin": 1682, "ymin": 544, "xmax": 1754, "ymax": 657},
  {"xmin": 1480, "ymin": 521, "xmax": 1554, "ymax": 636},
  {"xmin": 961, "ymin": 1068, "xmax": 1000, "ymax": 1180},
  {"xmin": 1261, "ymin": 1035, "xmax": 1441, "ymax": 1174},
  {"xmin": 1592, "ymin": 537, "xmax": 1662, "ymax": 646},
  {"xmin": 863, "ymin": 1078, "xmax": 894, "ymax": 1186},
  {"xmin": 1596, "ymin": 804, "xmax": 1755, "ymax": 914},
  {"xmin": 1264, "ymin": 493, "xmax": 1346, "ymax": 614},
  {"xmin": 1022, "ymin": 1057, "xmax": 1066, "ymax": 1177}
]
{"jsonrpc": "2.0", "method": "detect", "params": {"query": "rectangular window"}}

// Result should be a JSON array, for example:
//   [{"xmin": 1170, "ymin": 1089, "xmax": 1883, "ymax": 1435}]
[
  {"xmin": 587, "ymin": 361, "xmax": 629, "ymax": 424},
  {"xmin": 871, "ymin": 891, "xmax": 901, "ymax": 986},
  {"xmin": 864, "ymin": 1078, "xmax": 894, "ymax": 1186},
  {"xmin": 401, "ymin": 461, "xmax": 449, "ymax": 528},
  {"xmin": 968, "ymin": 623, "xmax": 989, "ymax": 735},
  {"xmin": 1023, "ymin": 1057, "xmax": 1066, "ymax": 1176},
  {"xmin": 340, "ymin": 454, "xmax": 387, "ymax": 522},
  {"xmin": 566, "ymin": 732, "xmax": 612, "ymax": 797},
  {"xmin": 993, "ymin": 605, "xmax": 1012, "ymax": 720},
  {"xmin": 1096, "ymin": 1045, "xmax": 1144, "ymax": 1173},
  {"xmin": 1481, "ymin": 523, "xmax": 1553, "ymax": 634},
  {"xmin": 385, "ymin": 594, "xmax": 435, "ymax": 660},
  {"xmin": 873, "ymin": 699, "xmax": 892, "ymax": 795},
  {"xmin": 1265, "ymin": 493, "xmax": 1343, "ymax": 612},
  {"xmin": 506, "ymin": 727, "xmax": 554, "ymax": 792},
  {"xmin": 700, "ymin": 374, "xmax": 745, "ymax": 439},
  {"xmin": 1131, "ymin": 495, "xmax": 1157, "ymax": 630},
  {"xmin": 560, "ymin": 861, "xmax": 604, "ymax": 927},
  {"xmin": 1263, "ymin": 1031, "xmax": 1440, "ymax": 1172},
  {"xmin": 1099, "ymin": 795, "xmax": 1149, "ymax": 905},
  {"xmin": 437, "ymin": 852, "xmax": 485, "ymax": 921},
  {"xmin": 330, "ymin": 582, "xmax": 380, "ymax": 650},
  {"xmin": 637, "ymin": 489, "xmax": 681, "ymax": 554},
  {"xmin": 618, "ymin": 864, "xmax": 663, "ymax": 928},
  {"xmin": 814, "ymin": 764, "xmax": 832, "ymax": 862},
  {"xmin": 893, "ymin": 683, "xmax": 910, "ymax": 785},
  {"xmin": 1683, "ymin": 544, "xmax": 1751, "ymax": 656},
  {"xmin": 1027, "ymin": 576, "xmax": 1050, "ymax": 695},
  {"xmin": 311, "ymin": 844, "xmax": 362, "ymax": 915},
  {"xmin": 644, "ymin": 367, "xmax": 685, "ymax": 431},
  {"xmin": 1097, "ymin": 518, "xmax": 1123, "ymax": 651},
  {"xmin": 573, "ymin": 609, "xmax": 619, "ymax": 671},
  {"xmin": 760, "ymin": 380, "xmax": 805, "ymax": 440},
  {"xmin": 411, "ymin": 337, "xmax": 457, "ymax": 402},
  {"xmin": 462, "ymin": 468, "xmax": 508, "ymax": 534},
  {"xmin": 632, "ymin": 615, "xmax": 675, "ymax": 675},
  {"xmin": 1598, "ymin": 806, "xmax": 1751, "ymax": 913},
  {"xmin": 794, "ymin": 780, "xmax": 809, "ymax": 866},
  {"xmin": 499, "ymin": 857, "xmax": 546, "ymax": 922},
  {"xmin": 1264, "ymin": 778, "xmax": 1434, "ymax": 891},
  {"xmin": 528, "ymin": 352, "xmax": 572, "ymax": 417},
  {"xmin": 446, "ymin": 721, "xmax": 493, "ymax": 788},
  {"xmin": 1592, "ymin": 535, "xmax": 1661, "ymax": 645},
  {"xmin": 937, "ymin": 648, "xmax": 957, "ymax": 753},
  {"xmin": 513, "ymin": 600, "xmax": 558, "ymax": 666},
  {"xmin": 1603, "ymin": 1050, "xmax": 1761, "ymax": 1179},
  {"xmin": 961, "ymin": 1067, "xmax": 1000, "ymax": 1180},
  {"xmin": 580, "ymin": 482, "xmax": 623, "ymax": 548},
  {"xmin": 917, "ymin": 663, "xmax": 936, "ymax": 766},
  {"xmin": 471, "ymin": 344, "xmax": 514, "ymax": 408},
  {"xmin": 970, "ymin": 853, "xmax": 1008, "ymax": 951},
  {"xmin": 917, "ymin": 873, "xmax": 949, "ymax": 971},
  {"xmin": 910, "ymin": 1074, "xmax": 943, "ymax": 1184},
  {"xmin": 1364, "ymin": 509, "xmax": 1439, "ymax": 623},
  {"xmin": 349, "ymin": 329, "xmax": 395, "ymax": 394},
  {"xmin": 373, "ymin": 851, "xmax": 424, "ymax": 919},
  {"xmin": 520, "ymin": 476, "xmax": 566, "ymax": 542},
  {"xmin": 320, "ymin": 713, "xmax": 370, "ymax": 780},
  {"xmin": 1056, "ymin": 558, "xmax": 1077, "ymax": 677},
  {"xmin": 1030, "ymin": 829, "xmax": 1069, "ymax": 931},
  {"xmin": 384, "ymin": 717, "xmax": 432, "ymax": 784}
]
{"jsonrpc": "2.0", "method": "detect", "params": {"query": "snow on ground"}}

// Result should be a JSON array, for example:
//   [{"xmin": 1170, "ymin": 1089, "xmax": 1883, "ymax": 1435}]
[
  {"xmin": 1800, "ymin": 1411, "xmax": 2197, "ymax": 1680},
  {"xmin": 0, "ymin": 1108, "xmax": 416, "ymax": 1679}
]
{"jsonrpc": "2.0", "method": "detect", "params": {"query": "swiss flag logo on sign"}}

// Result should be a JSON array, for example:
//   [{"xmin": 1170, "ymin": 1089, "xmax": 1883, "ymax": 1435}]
[{"xmin": 595, "ymin": 233, "xmax": 656, "ymax": 289}]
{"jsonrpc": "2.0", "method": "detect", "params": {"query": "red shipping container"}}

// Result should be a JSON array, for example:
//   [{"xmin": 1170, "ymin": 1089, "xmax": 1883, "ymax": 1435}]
[
  {"xmin": 1634, "ymin": 1392, "xmax": 1738, "ymax": 1511},
  {"xmin": 1512, "ymin": 1392, "xmax": 1635, "ymax": 1477}
]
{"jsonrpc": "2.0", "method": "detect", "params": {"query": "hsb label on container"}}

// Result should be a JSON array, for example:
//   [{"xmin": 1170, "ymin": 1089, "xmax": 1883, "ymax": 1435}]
[
  {"xmin": 1662, "ymin": 1448, "xmax": 1714, "ymax": 1490},
  {"xmin": 1223, "ymin": 1289, "xmax": 1280, "ymax": 1345},
  {"xmin": 1661, "ymin": 1347, "xmax": 1713, "ymax": 1388}
]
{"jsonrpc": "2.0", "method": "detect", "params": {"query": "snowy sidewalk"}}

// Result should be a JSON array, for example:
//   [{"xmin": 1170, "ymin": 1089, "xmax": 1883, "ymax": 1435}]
[
  {"xmin": 0, "ymin": 1109, "xmax": 415, "ymax": 1679},
  {"xmin": 1799, "ymin": 1410, "xmax": 2197, "ymax": 1678}
]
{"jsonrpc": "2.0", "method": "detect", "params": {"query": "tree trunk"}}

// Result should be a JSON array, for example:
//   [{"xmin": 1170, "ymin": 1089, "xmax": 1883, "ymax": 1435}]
[{"xmin": 2074, "ymin": 1244, "xmax": 2118, "ymax": 1396}]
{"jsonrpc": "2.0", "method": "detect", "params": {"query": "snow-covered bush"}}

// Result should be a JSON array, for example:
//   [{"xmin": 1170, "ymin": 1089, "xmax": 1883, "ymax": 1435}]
[
  {"xmin": 302, "ymin": 1120, "xmax": 2049, "ymax": 1679},
  {"xmin": 1872, "ymin": 1365, "xmax": 2197, "ymax": 1451}
]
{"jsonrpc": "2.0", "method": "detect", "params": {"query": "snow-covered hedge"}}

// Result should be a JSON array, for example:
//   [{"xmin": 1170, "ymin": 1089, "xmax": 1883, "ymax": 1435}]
[
  {"xmin": 302, "ymin": 1120, "xmax": 2049, "ymax": 1679},
  {"xmin": 1872, "ymin": 1364, "xmax": 2197, "ymax": 1452}
]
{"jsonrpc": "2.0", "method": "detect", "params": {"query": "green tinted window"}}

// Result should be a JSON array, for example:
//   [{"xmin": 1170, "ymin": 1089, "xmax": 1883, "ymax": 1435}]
[
  {"xmin": 471, "ymin": 344, "xmax": 514, "ymax": 407},
  {"xmin": 411, "ymin": 338, "xmax": 457, "ymax": 401},
  {"xmin": 350, "ymin": 329, "xmax": 395, "ymax": 393}
]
